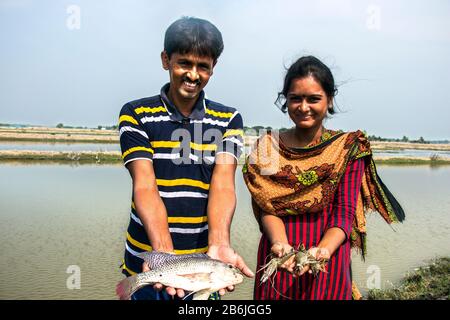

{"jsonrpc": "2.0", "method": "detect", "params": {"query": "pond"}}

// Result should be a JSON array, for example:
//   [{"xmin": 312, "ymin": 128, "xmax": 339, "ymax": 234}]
[{"xmin": 0, "ymin": 163, "xmax": 449, "ymax": 299}]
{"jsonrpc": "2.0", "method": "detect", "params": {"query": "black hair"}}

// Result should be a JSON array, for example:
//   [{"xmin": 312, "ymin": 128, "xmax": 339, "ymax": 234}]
[
  {"xmin": 275, "ymin": 56, "xmax": 338, "ymax": 114},
  {"xmin": 164, "ymin": 17, "xmax": 224, "ymax": 62}
]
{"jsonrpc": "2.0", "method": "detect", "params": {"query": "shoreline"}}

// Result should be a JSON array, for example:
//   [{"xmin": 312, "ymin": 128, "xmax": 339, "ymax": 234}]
[
  {"xmin": 1, "ymin": 150, "xmax": 450, "ymax": 165},
  {"xmin": 1, "ymin": 127, "xmax": 449, "ymax": 165},
  {"xmin": 367, "ymin": 257, "xmax": 449, "ymax": 300},
  {"xmin": 0, "ymin": 150, "xmax": 121, "ymax": 164},
  {"xmin": 1, "ymin": 127, "xmax": 450, "ymax": 151},
  {"xmin": 0, "ymin": 129, "xmax": 118, "ymax": 144},
  {"xmin": 2, "ymin": 137, "xmax": 450, "ymax": 152}
]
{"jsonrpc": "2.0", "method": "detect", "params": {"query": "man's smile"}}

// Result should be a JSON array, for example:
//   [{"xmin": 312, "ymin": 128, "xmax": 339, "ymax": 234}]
[{"xmin": 182, "ymin": 79, "xmax": 200, "ymax": 92}]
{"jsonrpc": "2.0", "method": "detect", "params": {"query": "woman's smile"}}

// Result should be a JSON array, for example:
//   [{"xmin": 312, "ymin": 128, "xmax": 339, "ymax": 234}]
[{"xmin": 295, "ymin": 114, "xmax": 313, "ymax": 121}]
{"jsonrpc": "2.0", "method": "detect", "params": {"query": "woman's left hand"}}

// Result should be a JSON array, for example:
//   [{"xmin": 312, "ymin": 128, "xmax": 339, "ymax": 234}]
[{"xmin": 296, "ymin": 247, "xmax": 331, "ymax": 276}]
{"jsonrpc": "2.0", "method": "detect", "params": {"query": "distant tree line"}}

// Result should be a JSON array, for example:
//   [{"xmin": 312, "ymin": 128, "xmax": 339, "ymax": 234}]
[
  {"xmin": 243, "ymin": 126, "xmax": 273, "ymax": 132},
  {"xmin": 97, "ymin": 125, "xmax": 118, "ymax": 130},
  {"xmin": 243, "ymin": 126, "xmax": 438, "ymax": 144},
  {"xmin": 4, "ymin": 122, "xmax": 446, "ymax": 144},
  {"xmin": 56, "ymin": 123, "xmax": 118, "ymax": 130},
  {"xmin": 56, "ymin": 123, "xmax": 88, "ymax": 129},
  {"xmin": 367, "ymin": 134, "xmax": 429, "ymax": 144}
]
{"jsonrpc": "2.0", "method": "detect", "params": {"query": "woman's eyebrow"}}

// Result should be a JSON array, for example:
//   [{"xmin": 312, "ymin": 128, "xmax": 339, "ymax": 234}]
[{"xmin": 287, "ymin": 93, "xmax": 323, "ymax": 97}]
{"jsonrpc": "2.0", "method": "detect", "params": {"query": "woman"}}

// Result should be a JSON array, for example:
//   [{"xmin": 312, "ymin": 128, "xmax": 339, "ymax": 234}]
[{"xmin": 243, "ymin": 56, "xmax": 405, "ymax": 300}]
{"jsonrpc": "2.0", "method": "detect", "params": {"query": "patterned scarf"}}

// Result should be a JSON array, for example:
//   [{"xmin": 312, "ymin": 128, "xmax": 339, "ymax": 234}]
[{"xmin": 243, "ymin": 129, "xmax": 405, "ymax": 258}]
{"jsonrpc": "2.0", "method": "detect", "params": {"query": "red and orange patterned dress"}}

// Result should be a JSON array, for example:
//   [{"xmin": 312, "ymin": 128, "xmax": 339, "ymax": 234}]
[{"xmin": 254, "ymin": 158, "xmax": 365, "ymax": 300}]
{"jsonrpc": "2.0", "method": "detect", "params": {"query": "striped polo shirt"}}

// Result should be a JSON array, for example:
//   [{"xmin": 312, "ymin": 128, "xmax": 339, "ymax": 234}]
[{"xmin": 119, "ymin": 83, "xmax": 244, "ymax": 276}]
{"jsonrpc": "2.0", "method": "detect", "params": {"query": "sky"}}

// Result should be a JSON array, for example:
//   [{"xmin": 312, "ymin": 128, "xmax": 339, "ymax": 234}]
[{"xmin": 1, "ymin": 0, "xmax": 449, "ymax": 140}]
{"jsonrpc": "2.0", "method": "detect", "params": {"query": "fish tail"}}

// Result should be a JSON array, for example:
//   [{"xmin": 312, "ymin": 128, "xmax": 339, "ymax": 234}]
[{"xmin": 116, "ymin": 275, "xmax": 142, "ymax": 300}]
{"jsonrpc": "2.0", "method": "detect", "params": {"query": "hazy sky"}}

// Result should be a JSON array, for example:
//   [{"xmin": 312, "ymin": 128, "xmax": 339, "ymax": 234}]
[{"xmin": 1, "ymin": 0, "xmax": 449, "ymax": 139}]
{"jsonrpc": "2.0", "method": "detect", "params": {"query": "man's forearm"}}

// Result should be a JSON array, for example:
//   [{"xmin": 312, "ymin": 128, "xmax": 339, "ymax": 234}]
[
  {"xmin": 207, "ymin": 187, "xmax": 235, "ymax": 247},
  {"xmin": 134, "ymin": 187, "xmax": 174, "ymax": 252}
]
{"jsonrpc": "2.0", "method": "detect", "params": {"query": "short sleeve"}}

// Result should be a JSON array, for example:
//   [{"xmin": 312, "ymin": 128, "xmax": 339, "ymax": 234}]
[
  {"xmin": 118, "ymin": 103, "xmax": 153, "ymax": 166},
  {"xmin": 216, "ymin": 111, "xmax": 244, "ymax": 161},
  {"xmin": 326, "ymin": 158, "xmax": 365, "ymax": 240}
]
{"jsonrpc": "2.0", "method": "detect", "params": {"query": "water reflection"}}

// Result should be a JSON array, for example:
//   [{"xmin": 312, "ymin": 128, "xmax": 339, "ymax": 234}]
[{"xmin": 2, "ymin": 141, "xmax": 448, "ymax": 159}]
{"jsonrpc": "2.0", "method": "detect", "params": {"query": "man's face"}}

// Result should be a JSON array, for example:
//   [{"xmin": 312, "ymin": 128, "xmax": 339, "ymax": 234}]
[{"xmin": 161, "ymin": 51, "xmax": 215, "ymax": 104}]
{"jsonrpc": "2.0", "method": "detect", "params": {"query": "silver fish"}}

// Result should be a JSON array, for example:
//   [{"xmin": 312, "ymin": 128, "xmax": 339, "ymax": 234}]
[{"xmin": 116, "ymin": 251, "xmax": 244, "ymax": 300}]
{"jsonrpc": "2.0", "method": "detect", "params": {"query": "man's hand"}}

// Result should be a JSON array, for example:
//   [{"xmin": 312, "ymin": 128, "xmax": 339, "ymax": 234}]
[{"xmin": 207, "ymin": 245, "xmax": 254, "ymax": 296}]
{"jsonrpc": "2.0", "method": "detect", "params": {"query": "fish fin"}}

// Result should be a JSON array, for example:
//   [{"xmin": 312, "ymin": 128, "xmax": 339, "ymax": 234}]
[
  {"xmin": 192, "ymin": 289, "xmax": 213, "ymax": 300},
  {"xmin": 182, "ymin": 290, "xmax": 196, "ymax": 300},
  {"xmin": 116, "ymin": 275, "xmax": 142, "ymax": 300},
  {"xmin": 135, "ymin": 251, "xmax": 144, "ymax": 258},
  {"xmin": 135, "ymin": 251, "xmax": 150, "ymax": 259}
]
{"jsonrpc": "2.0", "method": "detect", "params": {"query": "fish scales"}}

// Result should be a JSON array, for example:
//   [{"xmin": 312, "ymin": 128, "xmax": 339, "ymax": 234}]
[
  {"xmin": 138, "ymin": 251, "xmax": 210, "ymax": 270},
  {"xmin": 116, "ymin": 251, "xmax": 243, "ymax": 300}
]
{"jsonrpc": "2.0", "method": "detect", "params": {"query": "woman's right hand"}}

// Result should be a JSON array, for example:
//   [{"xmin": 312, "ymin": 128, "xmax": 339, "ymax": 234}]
[{"xmin": 270, "ymin": 242, "xmax": 296, "ymax": 275}]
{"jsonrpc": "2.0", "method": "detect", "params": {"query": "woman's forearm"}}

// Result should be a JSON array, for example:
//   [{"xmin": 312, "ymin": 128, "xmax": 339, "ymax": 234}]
[
  {"xmin": 317, "ymin": 227, "xmax": 346, "ymax": 257},
  {"xmin": 261, "ymin": 213, "xmax": 289, "ymax": 245},
  {"xmin": 262, "ymin": 213, "xmax": 346, "ymax": 257}
]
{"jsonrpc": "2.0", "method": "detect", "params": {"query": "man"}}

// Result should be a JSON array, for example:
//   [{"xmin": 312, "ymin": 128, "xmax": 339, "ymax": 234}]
[{"xmin": 118, "ymin": 16, "xmax": 253, "ymax": 300}]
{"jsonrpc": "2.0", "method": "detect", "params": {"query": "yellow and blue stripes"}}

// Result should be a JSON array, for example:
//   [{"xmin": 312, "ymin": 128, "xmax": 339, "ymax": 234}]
[{"xmin": 118, "ymin": 90, "xmax": 243, "ymax": 276}]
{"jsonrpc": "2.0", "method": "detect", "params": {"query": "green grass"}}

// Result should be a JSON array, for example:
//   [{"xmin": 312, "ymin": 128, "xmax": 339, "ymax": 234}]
[
  {"xmin": 367, "ymin": 257, "xmax": 450, "ymax": 300},
  {"xmin": 1, "ymin": 153, "xmax": 450, "ymax": 166},
  {"xmin": 0, "ymin": 152, "xmax": 121, "ymax": 164},
  {"xmin": 374, "ymin": 157, "xmax": 450, "ymax": 166},
  {"xmin": 0, "ymin": 137, "xmax": 118, "ymax": 144}
]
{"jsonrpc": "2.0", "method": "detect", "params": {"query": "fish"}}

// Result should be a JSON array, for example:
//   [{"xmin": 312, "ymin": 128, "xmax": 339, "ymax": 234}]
[{"xmin": 116, "ymin": 251, "xmax": 244, "ymax": 300}]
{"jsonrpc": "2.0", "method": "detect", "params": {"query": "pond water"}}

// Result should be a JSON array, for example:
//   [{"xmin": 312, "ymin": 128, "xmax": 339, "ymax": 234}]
[
  {"xmin": 1, "ymin": 141, "xmax": 450, "ymax": 159},
  {"xmin": 0, "ymin": 164, "xmax": 449, "ymax": 299}
]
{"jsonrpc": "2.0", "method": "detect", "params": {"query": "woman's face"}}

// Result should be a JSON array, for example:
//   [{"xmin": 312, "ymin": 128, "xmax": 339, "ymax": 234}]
[{"xmin": 286, "ymin": 76, "xmax": 330, "ymax": 130}]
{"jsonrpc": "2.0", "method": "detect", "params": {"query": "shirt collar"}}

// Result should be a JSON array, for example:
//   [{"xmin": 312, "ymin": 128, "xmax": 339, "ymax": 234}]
[{"xmin": 160, "ymin": 83, "xmax": 206, "ymax": 122}]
